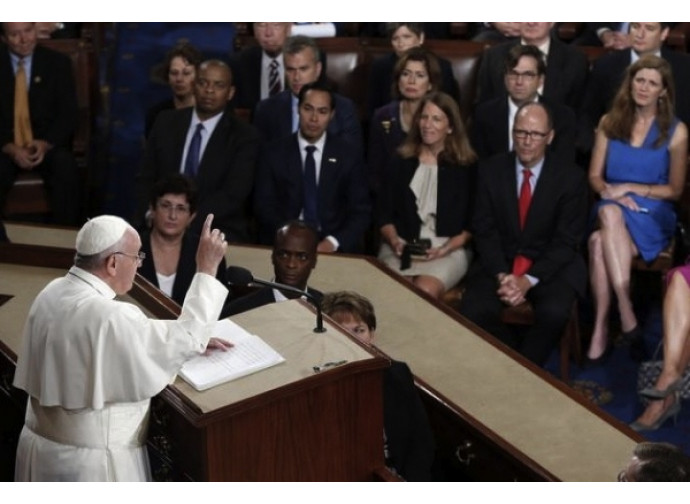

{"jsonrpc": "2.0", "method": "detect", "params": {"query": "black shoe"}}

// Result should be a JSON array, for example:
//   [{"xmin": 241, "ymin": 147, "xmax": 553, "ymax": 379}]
[{"xmin": 584, "ymin": 345, "xmax": 613, "ymax": 369}]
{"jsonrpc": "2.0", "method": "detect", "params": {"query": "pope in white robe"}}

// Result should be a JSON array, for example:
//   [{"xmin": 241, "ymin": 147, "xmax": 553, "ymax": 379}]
[{"xmin": 13, "ymin": 214, "xmax": 230, "ymax": 481}]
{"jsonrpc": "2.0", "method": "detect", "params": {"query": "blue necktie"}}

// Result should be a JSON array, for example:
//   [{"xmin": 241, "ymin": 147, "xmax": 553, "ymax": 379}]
[
  {"xmin": 303, "ymin": 145, "xmax": 318, "ymax": 227},
  {"xmin": 184, "ymin": 123, "xmax": 204, "ymax": 177}
]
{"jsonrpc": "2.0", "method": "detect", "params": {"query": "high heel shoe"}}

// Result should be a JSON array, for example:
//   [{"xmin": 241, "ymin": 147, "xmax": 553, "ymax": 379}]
[
  {"xmin": 629, "ymin": 393, "xmax": 681, "ymax": 432},
  {"xmin": 639, "ymin": 378, "xmax": 683, "ymax": 399}
]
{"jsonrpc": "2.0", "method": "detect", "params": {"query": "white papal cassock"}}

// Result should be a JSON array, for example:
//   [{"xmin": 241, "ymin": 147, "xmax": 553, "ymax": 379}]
[{"xmin": 13, "ymin": 266, "xmax": 228, "ymax": 481}]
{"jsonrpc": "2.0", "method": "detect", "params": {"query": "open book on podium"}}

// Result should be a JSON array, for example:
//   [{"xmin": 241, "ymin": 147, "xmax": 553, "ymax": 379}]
[{"xmin": 179, "ymin": 319, "xmax": 285, "ymax": 391}]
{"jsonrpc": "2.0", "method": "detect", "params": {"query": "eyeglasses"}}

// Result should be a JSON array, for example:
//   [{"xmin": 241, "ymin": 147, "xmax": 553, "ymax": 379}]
[
  {"xmin": 513, "ymin": 129, "xmax": 550, "ymax": 141},
  {"xmin": 617, "ymin": 469, "xmax": 630, "ymax": 482},
  {"xmin": 507, "ymin": 70, "xmax": 539, "ymax": 81},
  {"xmin": 254, "ymin": 23, "xmax": 284, "ymax": 31},
  {"xmin": 113, "ymin": 251, "xmax": 146, "ymax": 267},
  {"xmin": 156, "ymin": 200, "xmax": 191, "ymax": 215}
]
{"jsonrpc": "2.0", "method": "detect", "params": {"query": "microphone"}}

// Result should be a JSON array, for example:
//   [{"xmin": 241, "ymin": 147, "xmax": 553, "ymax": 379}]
[{"xmin": 227, "ymin": 266, "xmax": 326, "ymax": 333}]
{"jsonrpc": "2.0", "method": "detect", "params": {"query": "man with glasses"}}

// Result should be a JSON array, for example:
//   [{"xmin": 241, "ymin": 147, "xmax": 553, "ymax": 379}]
[
  {"xmin": 13, "ymin": 213, "xmax": 230, "ymax": 481},
  {"xmin": 459, "ymin": 102, "xmax": 587, "ymax": 366},
  {"xmin": 472, "ymin": 44, "xmax": 576, "ymax": 163}
]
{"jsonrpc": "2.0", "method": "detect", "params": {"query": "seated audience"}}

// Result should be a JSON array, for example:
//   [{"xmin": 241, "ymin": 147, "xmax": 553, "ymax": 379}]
[
  {"xmin": 618, "ymin": 442, "xmax": 690, "ymax": 481},
  {"xmin": 459, "ymin": 103, "xmax": 587, "ymax": 366},
  {"xmin": 367, "ymin": 23, "xmax": 460, "ymax": 117},
  {"xmin": 476, "ymin": 22, "xmax": 588, "ymax": 111},
  {"xmin": 631, "ymin": 266, "xmax": 690, "ymax": 431},
  {"xmin": 137, "ymin": 59, "xmax": 260, "ymax": 242},
  {"xmin": 224, "ymin": 220, "xmax": 322, "ymax": 316},
  {"xmin": 582, "ymin": 22, "xmax": 690, "ymax": 150},
  {"xmin": 368, "ymin": 47, "xmax": 441, "ymax": 193},
  {"xmin": 145, "ymin": 43, "xmax": 203, "ymax": 138},
  {"xmin": 254, "ymin": 82, "xmax": 370, "ymax": 253},
  {"xmin": 472, "ymin": 44, "xmax": 576, "ymax": 162},
  {"xmin": 321, "ymin": 290, "xmax": 435, "ymax": 481},
  {"xmin": 586, "ymin": 55, "xmax": 688, "ymax": 364},
  {"xmin": 229, "ymin": 22, "xmax": 291, "ymax": 111},
  {"xmin": 377, "ymin": 92, "xmax": 476, "ymax": 300},
  {"xmin": 0, "ymin": 22, "xmax": 80, "ymax": 226},
  {"xmin": 253, "ymin": 35, "xmax": 362, "ymax": 149},
  {"xmin": 138, "ymin": 174, "xmax": 228, "ymax": 306}
]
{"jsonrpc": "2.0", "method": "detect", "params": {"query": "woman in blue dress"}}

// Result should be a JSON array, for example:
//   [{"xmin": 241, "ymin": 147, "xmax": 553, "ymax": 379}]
[{"xmin": 587, "ymin": 55, "xmax": 688, "ymax": 364}]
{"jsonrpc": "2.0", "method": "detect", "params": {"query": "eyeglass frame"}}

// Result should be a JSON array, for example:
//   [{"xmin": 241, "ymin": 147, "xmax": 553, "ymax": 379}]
[
  {"xmin": 512, "ymin": 128, "xmax": 551, "ymax": 141},
  {"xmin": 156, "ymin": 199, "xmax": 192, "ymax": 215},
  {"xmin": 113, "ymin": 251, "xmax": 146, "ymax": 267}
]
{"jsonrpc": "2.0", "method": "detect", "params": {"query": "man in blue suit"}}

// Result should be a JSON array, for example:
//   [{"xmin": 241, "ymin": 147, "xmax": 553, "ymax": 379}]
[
  {"xmin": 252, "ymin": 35, "xmax": 362, "ymax": 150},
  {"xmin": 254, "ymin": 82, "xmax": 370, "ymax": 254}
]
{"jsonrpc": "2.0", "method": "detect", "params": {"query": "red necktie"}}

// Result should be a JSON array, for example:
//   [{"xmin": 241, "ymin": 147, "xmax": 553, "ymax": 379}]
[{"xmin": 513, "ymin": 169, "xmax": 533, "ymax": 276}]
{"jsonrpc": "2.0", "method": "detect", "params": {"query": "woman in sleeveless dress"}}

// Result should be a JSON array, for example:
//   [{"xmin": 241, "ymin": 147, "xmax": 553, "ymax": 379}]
[{"xmin": 586, "ymin": 55, "xmax": 688, "ymax": 364}]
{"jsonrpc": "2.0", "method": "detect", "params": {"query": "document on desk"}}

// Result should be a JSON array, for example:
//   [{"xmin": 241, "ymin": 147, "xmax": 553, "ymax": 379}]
[{"xmin": 179, "ymin": 319, "xmax": 285, "ymax": 391}]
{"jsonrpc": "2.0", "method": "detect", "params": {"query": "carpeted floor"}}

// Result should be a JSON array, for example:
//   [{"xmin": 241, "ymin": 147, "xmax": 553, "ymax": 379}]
[{"xmin": 544, "ymin": 274, "xmax": 690, "ymax": 456}]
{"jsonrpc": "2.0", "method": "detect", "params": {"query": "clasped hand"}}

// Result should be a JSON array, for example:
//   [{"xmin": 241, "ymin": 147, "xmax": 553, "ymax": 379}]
[{"xmin": 497, "ymin": 273, "xmax": 530, "ymax": 307}]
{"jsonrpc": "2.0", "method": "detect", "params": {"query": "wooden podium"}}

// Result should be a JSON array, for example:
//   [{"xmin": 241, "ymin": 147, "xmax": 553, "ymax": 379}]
[{"xmin": 0, "ymin": 242, "xmax": 390, "ymax": 482}]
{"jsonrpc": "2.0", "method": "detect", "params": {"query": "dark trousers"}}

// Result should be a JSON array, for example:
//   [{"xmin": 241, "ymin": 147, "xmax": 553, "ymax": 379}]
[
  {"xmin": 0, "ymin": 146, "xmax": 80, "ymax": 226},
  {"xmin": 459, "ymin": 272, "xmax": 576, "ymax": 366}
]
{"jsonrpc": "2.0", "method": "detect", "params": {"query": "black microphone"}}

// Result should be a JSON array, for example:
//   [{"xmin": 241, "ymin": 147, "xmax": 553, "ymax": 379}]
[{"xmin": 227, "ymin": 266, "xmax": 326, "ymax": 333}]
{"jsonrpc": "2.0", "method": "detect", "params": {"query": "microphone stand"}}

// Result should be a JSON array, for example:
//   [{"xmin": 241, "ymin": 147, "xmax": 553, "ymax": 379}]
[{"xmin": 250, "ymin": 278, "xmax": 326, "ymax": 333}]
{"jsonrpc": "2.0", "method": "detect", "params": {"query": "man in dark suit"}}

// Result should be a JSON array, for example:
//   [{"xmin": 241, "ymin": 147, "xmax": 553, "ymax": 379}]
[
  {"xmin": 224, "ymin": 220, "xmax": 322, "ymax": 316},
  {"xmin": 252, "ymin": 35, "xmax": 362, "ymax": 149},
  {"xmin": 229, "ymin": 22, "xmax": 291, "ymax": 111},
  {"xmin": 459, "ymin": 102, "xmax": 588, "ymax": 366},
  {"xmin": 0, "ymin": 22, "xmax": 79, "ymax": 225},
  {"xmin": 476, "ymin": 22, "xmax": 588, "ymax": 111},
  {"xmin": 473, "ymin": 44, "xmax": 576, "ymax": 162},
  {"xmin": 254, "ymin": 82, "xmax": 370, "ymax": 254},
  {"xmin": 137, "ymin": 59, "xmax": 260, "ymax": 242},
  {"xmin": 581, "ymin": 22, "xmax": 690, "ymax": 150}
]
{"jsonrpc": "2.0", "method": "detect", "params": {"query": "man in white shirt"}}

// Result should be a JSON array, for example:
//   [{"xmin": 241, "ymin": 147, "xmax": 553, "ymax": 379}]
[
  {"xmin": 13, "ymin": 213, "xmax": 230, "ymax": 481},
  {"xmin": 138, "ymin": 59, "xmax": 260, "ymax": 242},
  {"xmin": 230, "ymin": 22, "xmax": 291, "ymax": 110}
]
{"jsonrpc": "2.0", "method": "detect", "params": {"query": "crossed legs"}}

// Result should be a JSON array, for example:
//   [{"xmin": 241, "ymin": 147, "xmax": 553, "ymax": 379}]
[{"xmin": 587, "ymin": 204, "xmax": 638, "ymax": 359}]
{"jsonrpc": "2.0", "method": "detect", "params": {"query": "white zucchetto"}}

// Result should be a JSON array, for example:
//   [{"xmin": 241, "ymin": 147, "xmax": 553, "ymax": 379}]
[{"xmin": 76, "ymin": 215, "xmax": 131, "ymax": 255}]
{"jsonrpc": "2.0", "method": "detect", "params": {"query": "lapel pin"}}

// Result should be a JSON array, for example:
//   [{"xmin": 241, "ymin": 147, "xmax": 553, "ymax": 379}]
[
  {"xmin": 34, "ymin": 76, "xmax": 41, "ymax": 84},
  {"xmin": 328, "ymin": 157, "xmax": 337, "ymax": 163}
]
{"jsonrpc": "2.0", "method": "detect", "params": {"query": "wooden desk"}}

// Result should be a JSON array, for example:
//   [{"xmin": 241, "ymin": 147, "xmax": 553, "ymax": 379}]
[
  {"xmin": 223, "ymin": 246, "xmax": 641, "ymax": 481},
  {"xmin": 3, "ymin": 224, "xmax": 641, "ymax": 481},
  {"xmin": 0, "ymin": 241, "xmax": 388, "ymax": 481}
]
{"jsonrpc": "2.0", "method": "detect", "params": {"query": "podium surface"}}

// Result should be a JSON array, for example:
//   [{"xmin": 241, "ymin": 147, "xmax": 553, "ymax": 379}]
[{"xmin": 2, "ymin": 223, "xmax": 640, "ymax": 481}]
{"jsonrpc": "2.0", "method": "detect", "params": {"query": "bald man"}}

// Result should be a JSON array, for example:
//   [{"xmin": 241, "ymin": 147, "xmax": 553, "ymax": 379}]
[
  {"xmin": 13, "ymin": 214, "xmax": 229, "ymax": 481},
  {"xmin": 137, "ymin": 59, "xmax": 260, "ymax": 242}
]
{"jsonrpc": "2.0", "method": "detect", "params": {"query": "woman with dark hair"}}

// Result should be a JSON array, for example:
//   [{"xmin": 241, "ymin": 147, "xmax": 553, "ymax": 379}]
[
  {"xmin": 145, "ymin": 43, "xmax": 203, "ymax": 138},
  {"xmin": 377, "ymin": 92, "xmax": 476, "ymax": 300},
  {"xmin": 321, "ymin": 291, "xmax": 435, "ymax": 481},
  {"xmin": 368, "ymin": 47, "xmax": 441, "ymax": 193},
  {"xmin": 586, "ymin": 55, "xmax": 688, "ymax": 364},
  {"xmin": 367, "ymin": 22, "xmax": 459, "ymax": 117},
  {"xmin": 139, "ymin": 174, "xmax": 227, "ymax": 306}
]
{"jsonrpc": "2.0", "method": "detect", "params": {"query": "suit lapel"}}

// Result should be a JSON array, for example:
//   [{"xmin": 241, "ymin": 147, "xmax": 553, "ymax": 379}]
[
  {"xmin": 197, "ymin": 109, "xmax": 229, "ymax": 180},
  {"xmin": 523, "ymin": 154, "xmax": 555, "ymax": 234},
  {"xmin": 501, "ymin": 153, "xmax": 521, "ymax": 236},
  {"xmin": 317, "ymin": 137, "xmax": 339, "ymax": 211}
]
